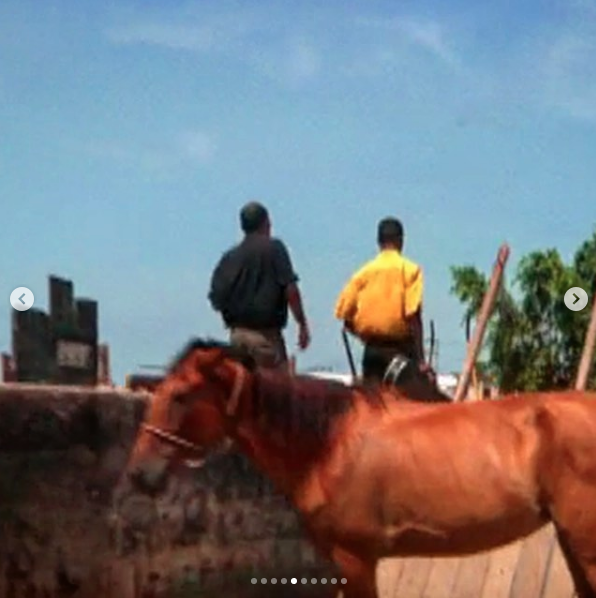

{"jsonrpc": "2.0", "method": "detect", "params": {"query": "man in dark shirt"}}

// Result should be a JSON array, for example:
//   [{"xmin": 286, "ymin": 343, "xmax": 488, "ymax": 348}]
[{"xmin": 209, "ymin": 201, "xmax": 311, "ymax": 370}]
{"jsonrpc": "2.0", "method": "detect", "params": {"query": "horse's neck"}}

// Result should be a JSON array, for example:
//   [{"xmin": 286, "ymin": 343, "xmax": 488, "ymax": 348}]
[
  {"xmin": 232, "ymin": 421, "xmax": 328, "ymax": 503},
  {"xmin": 231, "ymin": 378, "xmax": 339, "ymax": 501}
]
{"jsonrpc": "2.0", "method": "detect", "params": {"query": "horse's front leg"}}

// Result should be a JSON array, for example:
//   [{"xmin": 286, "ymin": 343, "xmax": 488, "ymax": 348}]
[{"xmin": 332, "ymin": 546, "xmax": 378, "ymax": 598}]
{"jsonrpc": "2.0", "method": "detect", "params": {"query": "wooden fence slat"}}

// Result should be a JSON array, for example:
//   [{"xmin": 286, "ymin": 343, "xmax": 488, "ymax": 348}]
[
  {"xmin": 392, "ymin": 557, "xmax": 434, "ymax": 598},
  {"xmin": 540, "ymin": 540, "xmax": 576, "ymax": 598},
  {"xmin": 508, "ymin": 526, "xmax": 557, "ymax": 598},
  {"xmin": 378, "ymin": 558, "xmax": 406, "ymax": 598},
  {"xmin": 449, "ymin": 553, "xmax": 491, "ymax": 598},
  {"xmin": 420, "ymin": 557, "xmax": 460, "ymax": 598},
  {"xmin": 478, "ymin": 540, "xmax": 524, "ymax": 598}
]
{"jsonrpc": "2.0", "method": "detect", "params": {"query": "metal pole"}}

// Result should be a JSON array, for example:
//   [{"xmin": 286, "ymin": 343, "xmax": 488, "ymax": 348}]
[
  {"xmin": 341, "ymin": 329, "xmax": 358, "ymax": 379},
  {"xmin": 575, "ymin": 281, "xmax": 596, "ymax": 391},
  {"xmin": 428, "ymin": 320, "xmax": 436, "ymax": 369},
  {"xmin": 454, "ymin": 244, "xmax": 510, "ymax": 402}
]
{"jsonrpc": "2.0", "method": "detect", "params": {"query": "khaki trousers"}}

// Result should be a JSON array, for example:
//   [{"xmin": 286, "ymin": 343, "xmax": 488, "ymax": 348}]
[{"xmin": 229, "ymin": 327, "xmax": 288, "ymax": 370}]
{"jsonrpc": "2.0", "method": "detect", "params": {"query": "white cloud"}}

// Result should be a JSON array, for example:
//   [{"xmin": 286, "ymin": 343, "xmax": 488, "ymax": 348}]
[
  {"xmin": 540, "ymin": 25, "xmax": 596, "ymax": 123},
  {"xmin": 83, "ymin": 140, "xmax": 170, "ymax": 171},
  {"xmin": 105, "ymin": 9, "xmax": 321, "ymax": 88},
  {"xmin": 399, "ymin": 18, "xmax": 459, "ymax": 67},
  {"xmin": 82, "ymin": 130, "xmax": 217, "ymax": 174},
  {"xmin": 247, "ymin": 38, "xmax": 321, "ymax": 87},
  {"xmin": 179, "ymin": 130, "xmax": 216, "ymax": 164},
  {"xmin": 106, "ymin": 10, "xmax": 261, "ymax": 54},
  {"xmin": 354, "ymin": 15, "xmax": 461, "ymax": 69},
  {"xmin": 286, "ymin": 41, "xmax": 321, "ymax": 83},
  {"xmin": 103, "ymin": 3, "xmax": 596, "ymax": 126},
  {"xmin": 107, "ymin": 22, "xmax": 217, "ymax": 52}
]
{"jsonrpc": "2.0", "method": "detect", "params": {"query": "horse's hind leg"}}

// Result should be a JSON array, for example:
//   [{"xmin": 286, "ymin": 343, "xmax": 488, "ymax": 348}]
[{"xmin": 553, "ymin": 526, "xmax": 596, "ymax": 598}]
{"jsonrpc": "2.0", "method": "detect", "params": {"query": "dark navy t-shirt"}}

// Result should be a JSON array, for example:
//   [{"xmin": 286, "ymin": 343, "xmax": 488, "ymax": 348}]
[{"xmin": 208, "ymin": 235, "xmax": 298, "ymax": 330}]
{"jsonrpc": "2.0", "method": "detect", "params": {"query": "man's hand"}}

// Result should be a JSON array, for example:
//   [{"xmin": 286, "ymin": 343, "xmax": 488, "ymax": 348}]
[
  {"xmin": 298, "ymin": 322, "xmax": 311, "ymax": 350},
  {"xmin": 343, "ymin": 319, "xmax": 356, "ymax": 335},
  {"xmin": 418, "ymin": 361, "xmax": 437, "ymax": 386}
]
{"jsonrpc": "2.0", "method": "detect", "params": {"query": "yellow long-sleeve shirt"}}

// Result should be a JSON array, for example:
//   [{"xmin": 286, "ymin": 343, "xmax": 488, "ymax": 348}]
[{"xmin": 334, "ymin": 249, "xmax": 423, "ymax": 340}]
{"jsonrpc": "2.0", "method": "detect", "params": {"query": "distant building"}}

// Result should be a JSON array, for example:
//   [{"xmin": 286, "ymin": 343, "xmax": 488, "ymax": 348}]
[
  {"xmin": 305, "ymin": 369, "xmax": 497, "ymax": 401},
  {"xmin": 2, "ymin": 274, "xmax": 112, "ymax": 386}
]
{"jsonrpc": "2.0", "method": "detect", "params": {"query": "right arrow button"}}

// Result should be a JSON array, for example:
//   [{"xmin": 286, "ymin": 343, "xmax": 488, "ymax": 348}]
[{"xmin": 565, "ymin": 287, "xmax": 589, "ymax": 312}]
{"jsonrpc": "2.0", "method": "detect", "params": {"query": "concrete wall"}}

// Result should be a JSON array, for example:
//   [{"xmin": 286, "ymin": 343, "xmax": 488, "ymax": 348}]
[{"xmin": 0, "ymin": 384, "xmax": 337, "ymax": 598}]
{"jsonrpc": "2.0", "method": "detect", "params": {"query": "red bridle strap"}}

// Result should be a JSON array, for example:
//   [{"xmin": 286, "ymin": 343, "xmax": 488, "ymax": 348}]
[{"xmin": 142, "ymin": 423, "xmax": 204, "ymax": 452}]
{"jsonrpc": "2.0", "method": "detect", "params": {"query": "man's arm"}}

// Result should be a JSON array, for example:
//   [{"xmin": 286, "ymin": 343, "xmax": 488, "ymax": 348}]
[
  {"xmin": 272, "ymin": 240, "xmax": 310, "ymax": 348},
  {"xmin": 286, "ymin": 282, "xmax": 307, "ymax": 327},
  {"xmin": 404, "ymin": 264, "xmax": 425, "ymax": 363},
  {"xmin": 334, "ymin": 266, "xmax": 368, "ymax": 331},
  {"xmin": 406, "ymin": 308, "xmax": 425, "ymax": 362}
]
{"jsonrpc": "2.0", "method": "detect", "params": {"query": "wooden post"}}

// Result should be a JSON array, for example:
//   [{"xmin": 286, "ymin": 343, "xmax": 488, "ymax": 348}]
[
  {"xmin": 575, "ymin": 281, "xmax": 596, "ymax": 391},
  {"xmin": 97, "ymin": 344, "xmax": 111, "ymax": 386},
  {"xmin": 454, "ymin": 244, "xmax": 510, "ymax": 402}
]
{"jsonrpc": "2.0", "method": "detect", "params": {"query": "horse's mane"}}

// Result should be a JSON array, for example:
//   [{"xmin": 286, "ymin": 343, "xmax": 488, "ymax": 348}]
[
  {"xmin": 168, "ymin": 337, "xmax": 258, "ymax": 373},
  {"xmin": 169, "ymin": 337, "xmax": 389, "ymax": 442},
  {"xmin": 252, "ymin": 370, "xmax": 388, "ymax": 442}
]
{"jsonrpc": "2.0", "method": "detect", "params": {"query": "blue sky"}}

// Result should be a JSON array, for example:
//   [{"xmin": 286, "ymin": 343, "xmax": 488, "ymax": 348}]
[{"xmin": 1, "ymin": 0, "xmax": 595, "ymax": 384}]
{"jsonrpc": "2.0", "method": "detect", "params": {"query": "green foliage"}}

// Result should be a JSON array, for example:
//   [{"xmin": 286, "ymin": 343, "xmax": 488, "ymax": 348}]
[{"xmin": 450, "ymin": 229, "xmax": 596, "ymax": 392}]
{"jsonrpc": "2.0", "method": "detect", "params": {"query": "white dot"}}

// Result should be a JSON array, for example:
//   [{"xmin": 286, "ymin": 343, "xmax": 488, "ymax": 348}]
[
  {"xmin": 261, "ymin": 578, "xmax": 267, "ymax": 584},
  {"xmin": 341, "ymin": 577, "xmax": 347, "ymax": 584},
  {"xmin": 311, "ymin": 578, "xmax": 317, "ymax": 584},
  {"xmin": 251, "ymin": 578, "xmax": 257, "ymax": 584},
  {"xmin": 291, "ymin": 578, "xmax": 297, "ymax": 584},
  {"xmin": 331, "ymin": 578, "xmax": 337, "ymax": 584},
  {"xmin": 321, "ymin": 578, "xmax": 327, "ymax": 584}
]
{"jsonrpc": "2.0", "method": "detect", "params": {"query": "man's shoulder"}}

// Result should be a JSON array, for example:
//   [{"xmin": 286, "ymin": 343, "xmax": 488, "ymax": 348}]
[
  {"xmin": 269, "ymin": 236, "xmax": 289, "ymax": 251},
  {"xmin": 350, "ymin": 255, "xmax": 379, "ymax": 278},
  {"xmin": 401, "ymin": 254, "xmax": 421, "ymax": 273}
]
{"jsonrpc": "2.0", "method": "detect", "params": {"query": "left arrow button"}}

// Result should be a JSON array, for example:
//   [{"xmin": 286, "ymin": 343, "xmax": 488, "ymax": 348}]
[{"xmin": 10, "ymin": 287, "xmax": 35, "ymax": 312}]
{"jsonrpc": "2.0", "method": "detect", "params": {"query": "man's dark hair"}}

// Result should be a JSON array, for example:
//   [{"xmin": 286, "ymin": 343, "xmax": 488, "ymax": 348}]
[
  {"xmin": 377, "ymin": 217, "xmax": 404, "ymax": 247},
  {"xmin": 240, "ymin": 201, "xmax": 269, "ymax": 234}
]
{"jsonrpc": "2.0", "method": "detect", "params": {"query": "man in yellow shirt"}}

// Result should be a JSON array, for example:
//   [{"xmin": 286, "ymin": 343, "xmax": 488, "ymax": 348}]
[{"xmin": 335, "ymin": 217, "xmax": 425, "ymax": 384}]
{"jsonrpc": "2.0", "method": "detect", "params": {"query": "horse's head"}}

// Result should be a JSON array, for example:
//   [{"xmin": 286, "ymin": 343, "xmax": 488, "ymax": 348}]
[{"xmin": 123, "ymin": 338, "xmax": 255, "ymax": 496}]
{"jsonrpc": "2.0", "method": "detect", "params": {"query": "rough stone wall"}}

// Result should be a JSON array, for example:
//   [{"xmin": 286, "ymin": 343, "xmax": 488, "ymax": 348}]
[{"xmin": 0, "ymin": 384, "xmax": 337, "ymax": 598}]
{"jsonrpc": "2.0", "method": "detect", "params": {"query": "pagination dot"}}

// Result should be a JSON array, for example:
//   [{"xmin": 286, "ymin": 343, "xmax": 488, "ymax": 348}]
[{"xmin": 291, "ymin": 577, "xmax": 297, "ymax": 584}]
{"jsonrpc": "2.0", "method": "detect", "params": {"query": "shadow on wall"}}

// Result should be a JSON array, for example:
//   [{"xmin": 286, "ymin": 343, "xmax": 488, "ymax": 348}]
[{"xmin": 0, "ymin": 384, "xmax": 337, "ymax": 598}]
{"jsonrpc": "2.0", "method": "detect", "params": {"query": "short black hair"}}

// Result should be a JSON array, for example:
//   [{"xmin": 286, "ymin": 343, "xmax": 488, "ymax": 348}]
[
  {"xmin": 377, "ymin": 217, "xmax": 404, "ymax": 246},
  {"xmin": 240, "ymin": 201, "xmax": 269, "ymax": 233}
]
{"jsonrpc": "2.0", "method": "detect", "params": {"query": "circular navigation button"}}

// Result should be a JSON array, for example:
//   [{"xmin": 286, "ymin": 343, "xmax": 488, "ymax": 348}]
[
  {"xmin": 10, "ymin": 287, "xmax": 35, "ymax": 311},
  {"xmin": 564, "ymin": 287, "xmax": 588, "ymax": 312}
]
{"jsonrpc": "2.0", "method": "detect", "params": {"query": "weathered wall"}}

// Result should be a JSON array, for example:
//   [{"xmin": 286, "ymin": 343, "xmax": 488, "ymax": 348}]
[{"xmin": 0, "ymin": 384, "xmax": 337, "ymax": 598}]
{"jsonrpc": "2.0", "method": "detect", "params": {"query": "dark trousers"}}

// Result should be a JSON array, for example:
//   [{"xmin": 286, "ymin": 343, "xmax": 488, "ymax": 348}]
[
  {"xmin": 361, "ymin": 337, "xmax": 417, "ymax": 384},
  {"xmin": 229, "ymin": 327, "xmax": 288, "ymax": 370}
]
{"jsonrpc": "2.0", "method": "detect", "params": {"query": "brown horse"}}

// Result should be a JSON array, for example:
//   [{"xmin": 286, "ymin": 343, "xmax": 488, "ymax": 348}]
[{"xmin": 119, "ymin": 338, "xmax": 596, "ymax": 598}]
